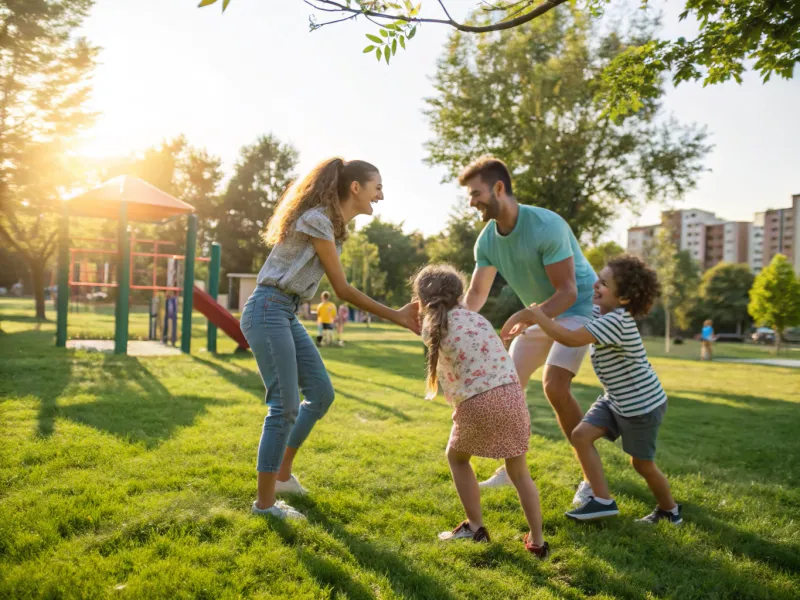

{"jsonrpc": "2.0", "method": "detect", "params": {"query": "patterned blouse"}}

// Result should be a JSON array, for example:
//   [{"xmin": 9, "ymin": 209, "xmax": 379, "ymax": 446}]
[
  {"xmin": 426, "ymin": 307, "xmax": 519, "ymax": 406},
  {"xmin": 256, "ymin": 206, "xmax": 342, "ymax": 301}
]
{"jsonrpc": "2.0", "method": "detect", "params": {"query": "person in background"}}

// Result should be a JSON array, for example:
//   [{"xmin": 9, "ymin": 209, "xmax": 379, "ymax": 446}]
[
  {"xmin": 316, "ymin": 291, "xmax": 337, "ymax": 347},
  {"xmin": 163, "ymin": 291, "xmax": 178, "ymax": 346},
  {"xmin": 700, "ymin": 319, "xmax": 715, "ymax": 361},
  {"xmin": 335, "ymin": 302, "xmax": 349, "ymax": 346}
]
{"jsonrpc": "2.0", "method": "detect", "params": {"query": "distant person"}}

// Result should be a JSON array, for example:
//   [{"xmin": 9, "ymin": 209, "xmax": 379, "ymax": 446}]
[
  {"xmin": 315, "ymin": 291, "xmax": 337, "ymax": 347},
  {"xmin": 700, "ymin": 319, "xmax": 715, "ymax": 361},
  {"xmin": 414, "ymin": 264, "xmax": 549, "ymax": 559},
  {"xmin": 511, "ymin": 255, "xmax": 681, "ymax": 524},
  {"xmin": 241, "ymin": 157, "xmax": 419, "ymax": 520},
  {"xmin": 335, "ymin": 302, "xmax": 349, "ymax": 346},
  {"xmin": 163, "ymin": 291, "xmax": 178, "ymax": 346}
]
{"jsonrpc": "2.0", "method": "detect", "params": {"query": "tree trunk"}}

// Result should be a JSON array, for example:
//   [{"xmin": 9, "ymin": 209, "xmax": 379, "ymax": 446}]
[
  {"xmin": 664, "ymin": 303, "xmax": 671, "ymax": 353},
  {"xmin": 775, "ymin": 326, "xmax": 781, "ymax": 355},
  {"xmin": 30, "ymin": 258, "xmax": 47, "ymax": 321}
]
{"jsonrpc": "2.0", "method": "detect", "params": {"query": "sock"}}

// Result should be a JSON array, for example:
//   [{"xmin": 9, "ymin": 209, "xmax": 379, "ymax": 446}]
[
  {"xmin": 593, "ymin": 496, "xmax": 614, "ymax": 505},
  {"xmin": 668, "ymin": 505, "xmax": 680, "ymax": 515}
]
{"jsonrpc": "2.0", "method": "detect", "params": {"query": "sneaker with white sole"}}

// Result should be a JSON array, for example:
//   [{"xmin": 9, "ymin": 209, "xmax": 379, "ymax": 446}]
[
  {"xmin": 438, "ymin": 520, "xmax": 490, "ymax": 542},
  {"xmin": 478, "ymin": 466, "xmax": 512, "ymax": 488},
  {"xmin": 572, "ymin": 480, "xmax": 594, "ymax": 507},
  {"xmin": 251, "ymin": 500, "xmax": 305, "ymax": 520},
  {"xmin": 637, "ymin": 504, "xmax": 683, "ymax": 525},
  {"xmin": 565, "ymin": 497, "xmax": 619, "ymax": 521},
  {"xmin": 275, "ymin": 474, "xmax": 308, "ymax": 495}
]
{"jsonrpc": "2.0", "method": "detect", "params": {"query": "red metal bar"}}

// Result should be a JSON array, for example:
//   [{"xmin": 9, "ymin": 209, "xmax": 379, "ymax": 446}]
[
  {"xmin": 130, "ymin": 285, "xmax": 181, "ymax": 291},
  {"xmin": 68, "ymin": 281, "xmax": 118, "ymax": 288}
]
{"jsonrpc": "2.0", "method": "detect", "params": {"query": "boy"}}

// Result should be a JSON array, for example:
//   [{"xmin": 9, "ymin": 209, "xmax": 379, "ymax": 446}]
[{"xmin": 316, "ymin": 291, "xmax": 336, "ymax": 347}]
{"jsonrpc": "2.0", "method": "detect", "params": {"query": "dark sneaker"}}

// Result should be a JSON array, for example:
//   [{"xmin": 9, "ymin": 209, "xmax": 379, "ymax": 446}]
[
  {"xmin": 565, "ymin": 497, "xmax": 620, "ymax": 521},
  {"xmin": 523, "ymin": 533, "xmax": 550, "ymax": 560},
  {"xmin": 438, "ymin": 520, "xmax": 490, "ymax": 542},
  {"xmin": 637, "ymin": 504, "xmax": 683, "ymax": 525}
]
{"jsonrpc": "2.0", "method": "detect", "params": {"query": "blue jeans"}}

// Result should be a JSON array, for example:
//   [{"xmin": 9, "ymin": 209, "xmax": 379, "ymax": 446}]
[{"xmin": 240, "ymin": 285, "xmax": 335, "ymax": 472}]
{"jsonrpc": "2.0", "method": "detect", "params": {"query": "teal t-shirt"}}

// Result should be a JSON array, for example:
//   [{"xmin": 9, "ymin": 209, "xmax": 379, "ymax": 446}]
[{"xmin": 474, "ymin": 205, "xmax": 597, "ymax": 318}]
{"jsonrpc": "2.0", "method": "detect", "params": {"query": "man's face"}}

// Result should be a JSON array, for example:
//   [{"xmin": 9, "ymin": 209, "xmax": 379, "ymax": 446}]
[{"xmin": 465, "ymin": 176, "xmax": 500, "ymax": 222}]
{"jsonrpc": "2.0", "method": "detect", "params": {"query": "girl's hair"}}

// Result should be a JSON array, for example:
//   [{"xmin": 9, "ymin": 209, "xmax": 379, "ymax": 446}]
[
  {"xmin": 607, "ymin": 254, "xmax": 661, "ymax": 318},
  {"xmin": 411, "ymin": 264, "xmax": 467, "ymax": 398},
  {"xmin": 263, "ymin": 157, "xmax": 379, "ymax": 246}
]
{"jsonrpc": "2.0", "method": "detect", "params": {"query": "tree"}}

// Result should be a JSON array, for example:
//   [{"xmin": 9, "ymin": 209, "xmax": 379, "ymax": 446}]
[
  {"xmin": 646, "ymin": 228, "xmax": 679, "ymax": 351},
  {"xmin": 361, "ymin": 217, "xmax": 427, "ymax": 304},
  {"xmin": 424, "ymin": 206, "xmax": 483, "ymax": 275},
  {"xmin": 424, "ymin": 10, "xmax": 710, "ymax": 239},
  {"xmin": 216, "ymin": 135, "xmax": 298, "ymax": 281},
  {"xmin": 584, "ymin": 241, "xmax": 625, "ymax": 273},
  {"xmin": 0, "ymin": 0, "xmax": 98, "ymax": 319},
  {"xmin": 340, "ymin": 230, "xmax": 386, "ymax": 298},
  {"xmin": 201, "ymin": 1, "xmax": 800, "ymax": 113},
  {"xmin": 696, "ymin": 263, "xmax": 755, "ymax": 334},
  {"xmin": 748, "ymin": 254, "xmax": 800, "ymax": 353}
]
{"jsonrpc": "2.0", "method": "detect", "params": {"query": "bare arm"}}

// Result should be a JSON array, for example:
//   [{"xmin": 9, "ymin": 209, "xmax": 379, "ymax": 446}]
[
  {"xmin": 531, "ymin": 306, "xmax": 596, "ymax": 347},
  {"xmin": 537, "ymin": 256, "xmax": 578, "ymax": 319},
  {"xmin": 312, "ymin": 238, "xmax": 420, "ymax": 334},
  {"xmin": 464, "ymin": 265, "xmax": 497, "ymax": 312}
]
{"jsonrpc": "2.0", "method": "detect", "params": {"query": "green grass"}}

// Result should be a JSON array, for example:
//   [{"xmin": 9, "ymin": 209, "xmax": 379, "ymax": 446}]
[{"xmin": 1, "ymin": 297, "xmax": 799, "ymax": 599}]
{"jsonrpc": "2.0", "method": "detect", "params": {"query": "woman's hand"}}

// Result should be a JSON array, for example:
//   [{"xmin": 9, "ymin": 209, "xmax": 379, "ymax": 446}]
[{"xmin": 395, "ymin": 301, "xmax": 421, "ymax": 335}]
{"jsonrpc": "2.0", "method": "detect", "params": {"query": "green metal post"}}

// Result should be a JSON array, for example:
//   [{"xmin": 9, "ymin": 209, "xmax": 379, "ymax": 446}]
[
  {"xmin": 181, "ymin": 214, "xmax": 197, "ymax": 354},
  {"xmin": 114, "ymin": 202, "xmax": 130, "ymax": 354},
  {"xmin": 55, "ymin": 204, "xmax": 70, "ymax": 347},
  {"xmin": 207, "ymin": 242, "xmax": 221, "ymax": 353}
]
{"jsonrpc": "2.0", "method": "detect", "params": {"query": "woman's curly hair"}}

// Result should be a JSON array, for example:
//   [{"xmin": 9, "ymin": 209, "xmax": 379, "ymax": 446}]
[{"xmin": 607, "ymin": 255, "xmax": 661, "ymax": 318}]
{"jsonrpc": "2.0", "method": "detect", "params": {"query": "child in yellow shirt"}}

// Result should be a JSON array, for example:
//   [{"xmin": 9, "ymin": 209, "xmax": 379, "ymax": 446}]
[{"xmin": 316, "ymin": 291, "xmax": 337, "ymax": 347}]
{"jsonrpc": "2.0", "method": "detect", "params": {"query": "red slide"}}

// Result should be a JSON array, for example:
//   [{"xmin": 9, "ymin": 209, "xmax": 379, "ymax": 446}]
[{"xmin": 192, "ymin": 285, "xmax": 249, "ymax": 350}]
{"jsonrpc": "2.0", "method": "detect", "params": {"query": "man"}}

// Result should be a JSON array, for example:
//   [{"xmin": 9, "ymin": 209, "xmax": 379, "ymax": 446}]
[{"xmin": 460, "ymin": 156, "xmax": 598, "ymax": 506}]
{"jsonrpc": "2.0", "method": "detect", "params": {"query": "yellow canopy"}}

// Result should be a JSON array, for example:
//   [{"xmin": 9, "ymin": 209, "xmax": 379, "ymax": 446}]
[{"xmin": 65, "ymin": 176, "xmax": 195, "ymax": 222}]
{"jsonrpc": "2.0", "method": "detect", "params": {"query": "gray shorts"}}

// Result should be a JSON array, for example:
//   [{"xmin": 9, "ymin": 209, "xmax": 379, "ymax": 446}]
[{"xmin": 583, "ymin": 399, "xmax": 666, "ymax": 461}]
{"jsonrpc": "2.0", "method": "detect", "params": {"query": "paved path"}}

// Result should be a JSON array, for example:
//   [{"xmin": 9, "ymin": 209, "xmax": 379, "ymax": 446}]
[
  {"xmin": 717, "ymin": 358, "xmax": 800, "ymax": 368},
  {"xmin": 66, "ymin": 340, "xmax": 182, "ymax": 356}
]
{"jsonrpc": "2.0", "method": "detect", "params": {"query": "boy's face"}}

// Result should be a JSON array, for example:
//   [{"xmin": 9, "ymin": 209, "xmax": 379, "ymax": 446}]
[{"xmin": 592, "ymin": 266, "xmax": 627, "ymax": 315}]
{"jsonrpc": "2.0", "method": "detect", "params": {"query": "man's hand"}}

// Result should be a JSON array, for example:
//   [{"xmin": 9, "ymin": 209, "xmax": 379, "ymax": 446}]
[{"xmin": 501, "ymin": 308, "xmax": 536, "ymax": 341}]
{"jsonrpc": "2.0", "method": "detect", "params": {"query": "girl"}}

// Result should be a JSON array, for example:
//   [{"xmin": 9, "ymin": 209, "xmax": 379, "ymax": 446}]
[
  {"xmin": 335, "ymin": 302, "xmax": 349, "ymax": 346},
  {"xmin": 241, "ymin": 158, "xmax": 419, "ymax": 520},
  {"xmin": 503, "ymin": 255, "xmax": 681, "ymax": 524},
  {"xmin": 700, "ymin": 319, "xmax": 715, "ymax": 361},
  {"xmin": 413, "ymin": 264, "xmax": 549, "ymax": 559}
]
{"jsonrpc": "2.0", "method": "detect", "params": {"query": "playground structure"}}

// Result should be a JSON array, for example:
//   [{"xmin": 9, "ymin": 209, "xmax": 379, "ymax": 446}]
[{"xmin": 55, "ymin": 175, "xmax": 248, "ymax": 355}]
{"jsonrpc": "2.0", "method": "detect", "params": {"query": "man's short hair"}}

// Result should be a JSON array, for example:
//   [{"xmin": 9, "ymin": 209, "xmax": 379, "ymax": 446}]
[{"xmin": 458, "ymin": 156, "xmax": 513, "ymax": 196}]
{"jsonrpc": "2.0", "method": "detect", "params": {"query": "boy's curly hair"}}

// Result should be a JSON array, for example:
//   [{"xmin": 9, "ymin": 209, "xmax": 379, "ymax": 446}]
[{"xmin": 607, "ymin": 255, "xmax": 661, "ymax": 318}]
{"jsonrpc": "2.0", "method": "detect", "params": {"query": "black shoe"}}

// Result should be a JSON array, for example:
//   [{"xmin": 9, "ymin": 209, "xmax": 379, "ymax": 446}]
[
  {"xmin": 637, "ymin": 504, "xmax": 683, "ymax": 525},
  {"xmin": 565, "ymin": 497, "xmax": 620, "ymax": 521}
]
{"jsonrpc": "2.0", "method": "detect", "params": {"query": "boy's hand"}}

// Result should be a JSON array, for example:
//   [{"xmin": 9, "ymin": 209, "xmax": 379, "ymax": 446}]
[
  {"xmin": 501, "ymin": 308, "xmax": 536, "ymax": 340},
  {"xmin": 527, "ymin": 303, "xmax": 547, "ymax": 324}
]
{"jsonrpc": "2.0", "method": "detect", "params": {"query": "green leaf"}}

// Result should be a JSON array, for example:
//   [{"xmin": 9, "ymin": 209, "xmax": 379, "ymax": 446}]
[
  {"xmin": 363, "ymin": 45, "xmax": 375, "ymax": 53},
  {"xmin": 385, "ymin": 48, "xmax": 390, "ymax": 65},
  {"xmin": 400, "ymin": 36, "xmax": 406, "ymax": 50},
  {"xmin": 198, "ymin": 0, "xmax": 217, "ymax": 6},
  {"xmin": 366, "ymin": 34, "xmax": 383, "ymax": 44},
  {"xmin": 376, "ymin": 47, "xmax": 382, "ymax": 61},
  {"xmin": 408, "ymin": 26, "xmax": 417, "ymax": 39},
  {"xmin": 380, "ymin": 29, "xmax": 389, "ymax": 38},
  {"xmin": 392, "ymin": 39, "xmax": 397, "ymax": 55},
  {"xmin": 222, "ymin": 0, "xmax": 231, "ymax": 11}
]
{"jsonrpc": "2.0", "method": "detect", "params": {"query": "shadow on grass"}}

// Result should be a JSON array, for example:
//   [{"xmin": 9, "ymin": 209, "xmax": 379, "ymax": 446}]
[
  {"xmin": 269, "ymin": 504, "xmax": 459, "ymax": 600},
  {"xmin": 0, "ymin": 327, "xmax": 73, "ymax": 438}
]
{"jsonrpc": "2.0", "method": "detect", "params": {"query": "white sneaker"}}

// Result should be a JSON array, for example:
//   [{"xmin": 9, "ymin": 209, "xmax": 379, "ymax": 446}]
[
  {"xmin": 274, "ymin": 474, "xmax": 308, "ymax": 495},
  {"xmin": 251, "ymin": 500, "xmax": 305, "ymax": 519},
  {"xmin": 572, "ymin": 481, "xmax": 594, "ymax": 507},
  {"xmin": 478, "ymin": 466, "xmax": 513, "ymax": 488}
]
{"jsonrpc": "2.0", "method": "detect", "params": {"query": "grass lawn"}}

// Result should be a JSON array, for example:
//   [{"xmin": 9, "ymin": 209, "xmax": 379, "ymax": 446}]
[{"xmin": 1, "ymin": 296, "xmax": 799, "ymax": 599}]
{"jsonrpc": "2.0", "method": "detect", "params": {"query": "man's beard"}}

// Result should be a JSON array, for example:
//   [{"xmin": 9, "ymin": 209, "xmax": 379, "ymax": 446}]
[{"xmin": 477, "ymin": 192, "xmax": 500, "ymax": 222}]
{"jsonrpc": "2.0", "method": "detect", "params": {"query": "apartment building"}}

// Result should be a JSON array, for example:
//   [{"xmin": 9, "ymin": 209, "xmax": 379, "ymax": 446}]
[
  {"xmin": 626, "ymin": 224, "xmax": 659, "ymax": 256},
  {"xmin": 705, "ymin": 222, "xmax": 750, "ymax": 270}
]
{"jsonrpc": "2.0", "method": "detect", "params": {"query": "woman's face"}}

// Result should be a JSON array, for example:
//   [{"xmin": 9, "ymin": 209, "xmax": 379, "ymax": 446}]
[{"xmin": 349, "ymin": 172, "xmax": 383, "ymax": 217}]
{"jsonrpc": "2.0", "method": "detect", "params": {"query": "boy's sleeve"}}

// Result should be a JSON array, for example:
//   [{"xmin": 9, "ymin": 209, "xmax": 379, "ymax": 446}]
[
  {"xmin": 539, "ymin": 217, "xmax": 575, "ymax": 266},
  {"xmin": 584, "ymin": 311, "xmax": 624, "ymax": 346}
]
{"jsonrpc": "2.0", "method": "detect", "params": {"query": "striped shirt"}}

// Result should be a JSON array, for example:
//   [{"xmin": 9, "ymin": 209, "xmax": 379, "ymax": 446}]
[{"xmin": 584, "ymin": 306, "xmax": 667, "ymax": 417}]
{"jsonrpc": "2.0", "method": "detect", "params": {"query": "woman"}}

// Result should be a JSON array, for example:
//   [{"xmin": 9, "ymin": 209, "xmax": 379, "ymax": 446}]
[{"xmin": 240, "ymin": 158, "xmax": 419, "ymax": 519}]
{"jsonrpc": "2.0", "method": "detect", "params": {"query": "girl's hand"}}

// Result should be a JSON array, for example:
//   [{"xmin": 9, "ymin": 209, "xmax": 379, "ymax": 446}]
[
  {"xmin": 501, "ymin": 308, "xmax": 536, "ymax": 340},
  {"xmin": 396, "ymin": 301, "xmax": 421, "ymax": 335}
]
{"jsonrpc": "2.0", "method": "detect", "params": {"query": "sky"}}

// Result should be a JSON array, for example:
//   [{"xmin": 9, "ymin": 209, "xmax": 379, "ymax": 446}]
[{"xmin": 78, "ymin": 0, "xmax": 800, "ymax": 246}]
